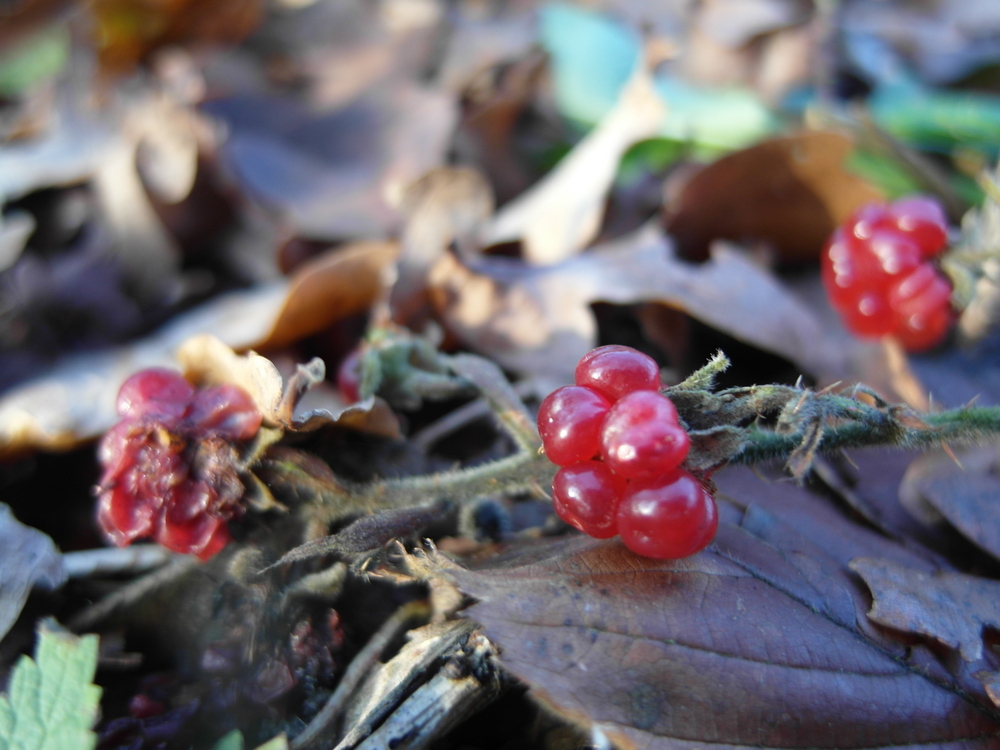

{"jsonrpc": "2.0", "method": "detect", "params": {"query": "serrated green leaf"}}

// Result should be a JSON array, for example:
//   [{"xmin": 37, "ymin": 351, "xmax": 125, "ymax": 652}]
[{"xmin": 0, "ymin": 620, "xmax": 101, "ymax": 750}]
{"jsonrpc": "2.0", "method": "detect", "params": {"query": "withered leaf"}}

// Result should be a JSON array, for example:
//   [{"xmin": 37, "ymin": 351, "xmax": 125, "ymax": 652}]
[
  {"xmin": 0, "ymin": 503, "xmax": 65, "ymax": 643},
  {"xmin": 177, "ymin": 334, "xmax": 400, "ymax": 438},
  {"xmin": 665, "ymin": 131, "xmax": 883, "ymax": 262},
  {"xmin": 900, "ymin": 448, "xmax": 1000, "ymax": 562},
  {"xmin": 430, "ymin": 222, "xmax": 845, "ymax": 383},
  {"xmin": 436, "ymin": 465, "xmax": 1000, "ymax": 749},
  {"xmin": 851, "ymin": 557, "xmax": 1000, "ymax": 663}
]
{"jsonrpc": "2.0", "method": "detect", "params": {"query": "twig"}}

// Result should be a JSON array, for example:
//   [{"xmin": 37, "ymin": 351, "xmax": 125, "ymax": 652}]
[
  {"xmin": 291, "ymin": 600, "xmax": 431, "ymax": 750},
  {"xmin": 61, "ymin": 545, "xmax": 176, "ymax": 579}
]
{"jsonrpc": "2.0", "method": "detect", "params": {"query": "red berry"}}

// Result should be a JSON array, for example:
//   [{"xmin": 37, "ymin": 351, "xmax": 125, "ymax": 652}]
[
  {"xmin": 337, "ymin": 349, "xmax": 362, "ymax": 403},
  {"xmin": 97, "ymin": 371, "xmax": 261, "ymax": 559},
  {"xmin": 116, "ymin": 368, "xmax": 194, "ymax": 420},
  {"xmin": 600, "ymin": 391, "xmax": 688, "ymax": 479},
  {"xmin": 889, "ymin": 264, "xmax": 953, "ymax": 352},
  {"xmin": 848, "ymin": 203, "xmax": 893, "ymax": 241},
  {"xmin": 187, "ymin": 384, "xmax": 262, "ymax": 441},
  {"xmin": 866, "ymin": 229, "xmax": 921, "ymax": 282},
  {"xmin": 837, "ymin": 289, "xmax": 896, "ymax": 337},
  {"xmin": 552, "ymin": 461, "xmax": 627, "ymax": 539},
  {"xmin": 616, "ymin": 469, "xmax": 718, "ymax": 559},
  {"xmin": 538, "ymin": 386, "xmax": 611, "ymax": 466},
  {"xmin": 889, "ymin": 196, "xmax": 948, "ymax": 257},
  {"xmin": 575, "ymin": 345, "xmax": 660, "ymax": 402}
]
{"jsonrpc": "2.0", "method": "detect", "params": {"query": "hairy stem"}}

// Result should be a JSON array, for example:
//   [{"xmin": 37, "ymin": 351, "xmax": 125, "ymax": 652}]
[{"xmin": 736, "ymin": 406, "xmax": 1000, "ymax": 465}]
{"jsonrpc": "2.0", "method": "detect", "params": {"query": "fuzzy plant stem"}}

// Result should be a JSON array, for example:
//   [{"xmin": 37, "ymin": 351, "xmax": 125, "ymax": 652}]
[
  {"xmin": 736, "ymin": 405, "xmax": 1000, "ymax": 465},
  {"xmin": 358, "ymin": 451, "xmax": 555, "ymax": 511}
]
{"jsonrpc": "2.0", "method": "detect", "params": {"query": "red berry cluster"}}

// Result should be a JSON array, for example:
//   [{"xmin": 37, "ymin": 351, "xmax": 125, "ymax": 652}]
[
  {"xmin": 96, "ymin": 368, "xmax": 263, "ymax": 559},
  {"xmin": 537, "ymin": 346, "xmax": 718, "ymax": 559},
  {"xmin": 821, "ymin": 197, "xmax": 954, "ymax": 352}
]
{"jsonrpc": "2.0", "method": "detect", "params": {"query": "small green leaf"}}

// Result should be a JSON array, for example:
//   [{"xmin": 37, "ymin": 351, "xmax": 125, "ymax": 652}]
[
  {"xmin": 0, "ymin": 620, "xmax": 101, "ymax": 750},
  {"xmin": 211, "ymin": 730, "xmax": 244, "ymax": 750},
  {"xmin": 0, "ymin": 27, "xmax": 70, "ymax": 98}
]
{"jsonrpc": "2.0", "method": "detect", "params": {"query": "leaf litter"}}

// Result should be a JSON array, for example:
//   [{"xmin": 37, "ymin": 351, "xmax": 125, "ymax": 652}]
[{"xmin": 4, "ymin": 0, "xmax": 1000, "ymax": 748}]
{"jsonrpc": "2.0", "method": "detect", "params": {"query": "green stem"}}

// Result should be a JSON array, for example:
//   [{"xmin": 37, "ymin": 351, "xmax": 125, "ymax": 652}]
[
  {"xmin": 736, "ymin": 406, "xmax": 1000, "ymax": 465},
  {"xmin": 359, "ymin": 451, "xmax": 555, "ymax": 510}
]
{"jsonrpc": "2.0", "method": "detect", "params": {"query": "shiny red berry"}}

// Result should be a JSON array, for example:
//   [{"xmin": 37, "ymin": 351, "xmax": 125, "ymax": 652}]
[
  {"xmin": 575, "ymin": 345, "xmax": 660, "ymax": 402},
  {"xmin": 538, "ymin": 386, "xmax": 611, "ymax": 466},
  {"xmin": 617, "ymin": 469, "xmax": 718, "ymax": 559},
  {"xmin": 889, "ymin": 196, "xmax": 948, "ymax": 257},
  {"xmin": 116, "ymin": 368, "xmax": 194, "ymax": 420},
  {"xmin": 889, "ymin": 264, "xmax": 953, "ymax": 352},
  {"xmin": 552, "ymin": 461, "xmax": 627, "ymax": 539},
  {"xmin": 600, "ymin": 391, "xmax": 688, "ymax": 479},
  {"xmin": 837, "ymin": 288, "xmax": 896, "ymax": 337}
]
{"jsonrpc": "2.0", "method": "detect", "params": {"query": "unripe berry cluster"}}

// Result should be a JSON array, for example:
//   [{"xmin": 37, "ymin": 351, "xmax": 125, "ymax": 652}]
[
  {"xmin": 96, "ymin": 368, "xmax": 263, "ymax": 559},
  {"xmin": 821, "ymin": 197, "xmax": 953, "ymax": 352},
  {"xmin": 537, "ymin": 346, "xmax": 718, "ymax": 559}
]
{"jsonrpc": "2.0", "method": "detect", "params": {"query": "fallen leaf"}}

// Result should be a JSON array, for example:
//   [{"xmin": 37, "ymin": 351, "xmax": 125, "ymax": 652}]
[
  {"xmin": 0, "ymin": 504, "xmax": 65, "ymax": 643},
  {"xmin": 0, "ymin": 284, "xmax": 286, "ymax": 458},
  {"xmin": 0, "ymin": 233, "xmax": 403, "ymax": 456},
  {"xmin": 437, "ymin": 484, "xmax": 1000, "ymax": 748},
  {"xmin": 899, "ymin": 448, "xmax": 1000, "ymax": 562},
  {"xmin": 207, "ymin": 84, "xmax": 456, "ymax": 240},
  {"xmin": 430, "ymin": 222, "xmax": 851, "ymax": 384},
  {"xmin": 664, "ymin": 131, "xmax": 884, "ymax": 262},
  {"xmin": 177, "ymin": 334, "xmax": 400, "ymax": 437},
  {"xmin": 851, "ymin": 556, "xmax": 1000, "ymax": 663},
  {"xmin": 391, "ymin": 168, "xmax": 493, "ymax": 324},
  {"xmin": 483, "ymin": 61, "xmax": 666, "ymax": 264},
  {"xmin": 258, "ymin": 240, "xmax": 399, "ymax": 350}
]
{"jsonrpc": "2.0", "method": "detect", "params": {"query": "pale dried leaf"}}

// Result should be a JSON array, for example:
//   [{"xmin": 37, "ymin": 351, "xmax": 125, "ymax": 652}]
[
  {"xmin": 0, "ymin": 284, "xmax": 287, "ymax": 458},
  {"xmin": 177, "ymin": 335, "xmax": 400, "ymax": 437},
  {"xmin": 851, "ymin": 556, "xmax": 1000, "ymax": 662},
  {"xmin": 483, "ymin": 63, "xmax": 666, "ymax": 264},
  {"xmin": 431, "ymin": 223, "xmax": 844, "ymax": 383},
  {"xmin": 0, "ymin": 504, "xmax": 65, "ymax": 643}
]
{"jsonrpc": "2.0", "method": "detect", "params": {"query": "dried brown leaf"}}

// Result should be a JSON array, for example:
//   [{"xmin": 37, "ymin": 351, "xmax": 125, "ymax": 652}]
[
  {"xmin": 0, "ymin": 503, "xmax": 65, "ymax": 643},
  {"xmin": 900, "ymin": 448, "xmax": 1000, "ymax": 562},
  {"xmin": 437, "ymin": 494, "xmax": 1000, "ymax": 749},
  {"xmin": 259, "ymin": 240, "xmax": 399, "ymax": 350},
  {"xmin": 177, "ymin": 334, "xmax": 400, "ymax": 437},
  {"xmin": 665, "ymin": 131, "xmax": 883, "ymax": 262},
  {"xmin": 851, "ymin": 556, "xmax": 1000, "ymax": 663},
  {"xmin": 429, "ymin": 223, "xmax": 845, "ymax": 383}
]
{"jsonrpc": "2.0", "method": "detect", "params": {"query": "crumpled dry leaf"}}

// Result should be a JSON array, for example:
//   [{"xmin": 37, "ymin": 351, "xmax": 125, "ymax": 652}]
[
  {"xmin": 899, "ymin": 448, "xmax": 1000, "ymax": 561},
  {"xmin": 482, "ymin": 61, "xmax": 666, "ymax": 264},
  {"xmin": 0, "ymin": 504, "xmax": 65, "ymax": 644},
  {"xmin": 665, "ymin": 131, "xmax": 884, "ymax": 262},
  {"xmin": 259, "ymin": 240, "xmax": 399, "ymax": 350},
  {"xmin": 430, "ymin": 222, "xmax": 849, "ymax": 384},
  {"xmin": 208, "ymin": 84, "xmax": 456, "ymax": 240},
  {"xmin": 851, "ymin": 556, "xmax": 1000, "ymax": 663},
  {"xmin": 177, "ymin": 334, "xmax": 400, "ymax": 437},
  {"xmin": 0, "ymin": 283, "xmax": 285, "ymax": 458},
  {"xmin": 431, "ymin": 465, "xmax": 1000, "ymax": 748},
  {"xmin": 391, "ymin": 169, "xmax": 493, "ymax": 324}
]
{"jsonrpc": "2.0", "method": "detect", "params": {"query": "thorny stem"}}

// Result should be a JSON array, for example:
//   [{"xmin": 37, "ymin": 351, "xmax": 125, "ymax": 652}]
[
  {"xmin": 281, "ymin": 346, "xmax": 1000, "ymax": 529},
  {"xmin": 736, "ymin": 406, "xmax": 1000, "ymax": 465}
]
